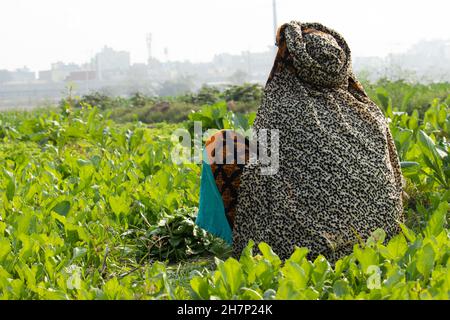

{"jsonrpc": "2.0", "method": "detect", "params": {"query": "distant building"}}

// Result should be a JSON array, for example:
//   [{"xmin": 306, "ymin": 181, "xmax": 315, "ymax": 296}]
[
  {"xmin": 38, "ymin": 70, "xmax": 52, "ymax": 82},
  {"xmin": 9, "ymin": 67, "xmax": 35, "ymax": 83},
  {"xmin": 94, "ymin": 46, "xmax": 130, "ymax": 81},
  {"xmin": 0, "ymin": 70, "xmax": 12, "ymax": 83},
  {"xmin": 38, "ymin": 62, "xmax": 81, "ymax": 82},
  {"xmin": 51, "ymin": 62, "xmax": 81, "ymax": 82},
  {"xmin": 2, "ymin": 39, "xmax": 449, "ymax": 110},
  {"xmin": 65, "ymin": 70, "xmax": 96, "ymax": 82}
]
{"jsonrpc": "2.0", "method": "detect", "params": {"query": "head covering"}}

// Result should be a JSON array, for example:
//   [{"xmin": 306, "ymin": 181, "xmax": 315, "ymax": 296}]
[{"xmin": 233, "ymin": 21, "xmax": 404, "ymax": 262}]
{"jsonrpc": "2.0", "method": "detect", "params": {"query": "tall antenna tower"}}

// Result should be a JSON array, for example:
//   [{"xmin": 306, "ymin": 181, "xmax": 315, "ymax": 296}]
[
  {"xmin": 164, "ymin": 47, "xmax": 169, "ymax": 61},
  {"xmin": 146, "ymin": 33, "xmax": 153, "ymax": 64}
]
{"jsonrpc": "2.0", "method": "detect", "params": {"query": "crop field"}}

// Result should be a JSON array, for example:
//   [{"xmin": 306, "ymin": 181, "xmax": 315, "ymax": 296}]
[{"xmin": 0, "ymin": 82, "xmax": 449, "ymax": 299}]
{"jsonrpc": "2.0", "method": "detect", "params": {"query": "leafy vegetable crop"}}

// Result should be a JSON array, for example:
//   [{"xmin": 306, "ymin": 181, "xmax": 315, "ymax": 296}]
[{"xmin": 0, "ymin": 84, "xmax": 448, "ymax": 299}]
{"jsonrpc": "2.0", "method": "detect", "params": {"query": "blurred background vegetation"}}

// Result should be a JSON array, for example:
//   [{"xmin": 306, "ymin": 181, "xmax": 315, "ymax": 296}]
[{"xmin": 63, "ymin": 80, "xmax": 449, "ymax": 126}]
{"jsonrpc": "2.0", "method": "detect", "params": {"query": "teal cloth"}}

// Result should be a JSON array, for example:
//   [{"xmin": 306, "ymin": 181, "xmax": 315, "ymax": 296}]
[{"xmin": 196, "ymin": 148, "xmax": 233, "ymax": 244}]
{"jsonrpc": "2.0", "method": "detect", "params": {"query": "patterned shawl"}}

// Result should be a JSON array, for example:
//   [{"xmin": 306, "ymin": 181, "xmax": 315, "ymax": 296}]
[{"xmin": 233, "ymin": 21, "xmax": 404, "ymax": 261}]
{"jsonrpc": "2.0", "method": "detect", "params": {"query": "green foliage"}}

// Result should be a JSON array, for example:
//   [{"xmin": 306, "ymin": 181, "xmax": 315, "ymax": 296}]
[
  {"xmin": 180, "ymin": 86, "xmax": 222, "ymax": 106},
  {"xmin": 0, "ymin": 104, "xmax": 219, "ymax": 299},
  {"xmin": 363, "ymin": 79, "xmax": 450, "ymax": 115},
  {"xmin": 222, "ymin": 83, "xmax": 263, "ymax": 103},
  {"xmin": 55, "ymin": 81, "xmax": 449, "ymax": 126},
  {"xmin": 129, "ymin": 92, "xmax": 152, "ymax": 108},
  {"xmin": 0, "ymin": 81, "xmax": 449, "ymax": 300},
  {"xmin": 187, "ymin": 101, "xmax": 256, "ymax": 133},
  {"xmin": 142, "ymin": 208, "xmax": 230, "ymax": 261},
  {"xmin": 191, "ymin": 206, "xmax": 448, "ymax": 300},
  {"xmin": 65, "ymin": 91, "xmax": 127, "ymax": 111}
]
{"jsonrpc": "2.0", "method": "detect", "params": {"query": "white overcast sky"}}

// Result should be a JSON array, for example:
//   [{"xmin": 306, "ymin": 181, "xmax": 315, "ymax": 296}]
[{"xmin": 0, "ymin": 0, "xmax": 449, "ymax": 71}]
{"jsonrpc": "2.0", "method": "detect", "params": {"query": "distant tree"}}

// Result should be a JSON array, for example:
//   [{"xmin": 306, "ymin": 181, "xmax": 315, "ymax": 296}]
[
  {"xmin": 130, "ymin": 92, "xmax": 148, "ymax": 108},
  {"xmin": 78, "ymin": 92, "xmax": 113, "ymax": 110},
  {"xmin": 193, "ymin": 85, "xmax": 221, "ymax": 105},
  {"xmin": 222, "ymin": 83, "xmax": 263, "ymax": 103}
]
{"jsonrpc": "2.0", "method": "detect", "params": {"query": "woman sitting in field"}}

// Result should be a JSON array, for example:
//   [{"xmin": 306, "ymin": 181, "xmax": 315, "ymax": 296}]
[{"xmin": 196, "ymin": 21, "xmax": 404, "ymax": 262}]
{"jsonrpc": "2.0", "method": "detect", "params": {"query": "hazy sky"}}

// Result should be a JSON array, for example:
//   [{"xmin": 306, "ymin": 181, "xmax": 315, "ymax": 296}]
[{"xmin": 1, "ymin": 0, "xmax": 449, "ymax": 71}]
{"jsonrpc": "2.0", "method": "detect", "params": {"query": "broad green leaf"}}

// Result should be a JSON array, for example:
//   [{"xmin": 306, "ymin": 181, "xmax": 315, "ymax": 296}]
[
  {"xmin": 383, "ymin": 267, "xmax": 405, "ymax": 288},
  {"xmin": 379, "ymin": 234, "xmax": 408, "ymax": 260},
  {"xmin": 353, "ymin": 245, "xmax": 379, "ymax": 274},
  {"xmin": 240, "ymin": 287, "xmax": 263, "ymax": 300},
  {"xmin": 333, "ymin": 279, "xmax": 351, "ymax": 297},
  {"xmin": 408, "ymin": 110, "xmax": 419, "ymax": 130},
  {"xmin": 3, "ymin": 169, "xmax": 15, "ymax": 201},
  {"xmin": 276, "ymin": 280, "xmax": 302, "ymax": 300},
  {"xmin": 288, "ymin": 247, "xmax": 309, "ymax": 264},
  {"xmin": 311, "ymin": 255, "xmax": 331, "ymax": 287},
  {"xmin": 218, "ymin": 258, "xmax": 243, "ymax": 297},
  {"xmin": 282, "ymin": 261, "xmax": 308, "ymax": 289},
  {"xmin": 424, "ymin": 201, "xmax": 448, "ymax": 238},
  {"xmin": 258, "ymin": 242, "xmax": 282, "ymax": 269},
  {"xmin": 103, "ymin": 277, "xmax": 121, "ymax": 299},
  {"xmin": 252, "ymin": 260, "xmax": 273, "ymax": 289},
  {"xmin": 418, "ymin": 130, "xmax": 445, "ymax": 169},
  {"xmin": 366, "ymin": 228, "xmax": 386, "ymax": 247},
  {"xmin": 276, "ymin": 280, "xmax": 319, "ymax": 300},
  {"xmin": 72, "ymin": 247, "xmax": 88, "ymax": 261},
  {"xmin": 416, "ymin": 244, "xmax": 435, "ymax": 278},
  {"xmin": 400, "ymin": 161, "xmax": 420, "ymax": 177},
  {"xmin": 109, "ymin": 194, "xmax": 131, "ymax": 216},
  {"xmin": 52, "ymin": 201, "xmax": 71, "ymax": 216},
  {"xmin": 334, "ymin": 256, "xmax": 351, "ymax": 278},
  {"xmin": 0, "ymin": 239, "xmax": 11, "ymax": 260},
  {"xmin": 400, "ymin": 223, "xmax": 416, "ymax": 242},
  {"xmin": 190, "ymin": 276, "xmax": 210, "ymax": 300},
  {"xmin": 239, "ymin": 240, "xmax": 255, "ymax": 271}
]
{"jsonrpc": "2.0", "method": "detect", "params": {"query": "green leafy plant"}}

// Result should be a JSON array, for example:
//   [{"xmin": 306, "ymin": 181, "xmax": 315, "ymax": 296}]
[{"xmin": 0, "ymin": 82, "xmax": 448, "ymax": 300}]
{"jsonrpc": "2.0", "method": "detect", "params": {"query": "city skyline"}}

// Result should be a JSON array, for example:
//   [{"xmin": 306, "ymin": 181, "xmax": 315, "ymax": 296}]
[
  {"xmin": 2, "ymin": 36, "xmax": 450, "ymax": 79},
  {"xmin": 3, "ymin": 37, "xmax": 450, "ymax": 77},
  {"xmin": 1, "ymin": 36, "xmax": 449, "ymax": 110},
  {"xmin": 1, "ymin": 0, "xmax": 449, "ymax": 71}
]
